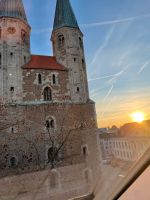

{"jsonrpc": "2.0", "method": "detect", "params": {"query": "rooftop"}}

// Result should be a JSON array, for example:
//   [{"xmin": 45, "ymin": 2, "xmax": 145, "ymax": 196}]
[
  {"xmin": 0, "ymin": 0, "xmax": 27, "ymax": 22},
  {"xmin": 23, "ymin": 55, "xmax": 66, "ymax": 71}
]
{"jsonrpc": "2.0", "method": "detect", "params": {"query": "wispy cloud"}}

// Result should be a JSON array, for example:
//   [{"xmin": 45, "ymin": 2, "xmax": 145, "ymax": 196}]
[
  {"xmin": 138, "ymin": 60, "xmax": 150, "ymax": 74},
  {"xmin": 81, "ymin": 13, "xmax": 150, "ymax": 28},
  {"xmin": 91, "ymin": 26, "xmax": 115, "ymax": 65},
  {"xmin": 103, "ymin": 85, "xmax": 114, "ymax": 102}
]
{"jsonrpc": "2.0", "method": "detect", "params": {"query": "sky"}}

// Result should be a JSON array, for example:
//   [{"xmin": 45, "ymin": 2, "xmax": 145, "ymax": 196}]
[{"xmin": 23, "ymin": 0, "xmax": 150, "ymax": 128}]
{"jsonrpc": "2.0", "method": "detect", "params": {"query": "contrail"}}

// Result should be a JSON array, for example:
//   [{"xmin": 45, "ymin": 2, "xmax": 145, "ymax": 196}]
[
  {"xmin": 31, "ymin": 13, "xmax": 150, "ymax": 35},
  {"xmin": 103, "ymin": 85, "xmax": 114, "ymax": 102},
  {"xmin": 88, "ymin": 73, "xmax": 118, "ymax": 82},
  {"xmin": 100, "ymin": 96, "xmax": 117, "ymax": 118},
  {"xmin": 138, "ymin": 60, "xmax": 149, "ymax": 74},
  {"xmin": 91, "ymin": 26, "xmax": 115, "ymax": 65},
  {"xmin": 81, "ymin": 13, "xmax": 150, "ymax": 28}
]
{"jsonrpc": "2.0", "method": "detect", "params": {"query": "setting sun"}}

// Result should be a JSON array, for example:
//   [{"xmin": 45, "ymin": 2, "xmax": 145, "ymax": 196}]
[{"xmin": 131, "ymin": 112, "xmax": 145, "ymax": 123}]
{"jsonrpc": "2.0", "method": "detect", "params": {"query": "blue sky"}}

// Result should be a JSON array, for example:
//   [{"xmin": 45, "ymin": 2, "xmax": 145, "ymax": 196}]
[{"xmin": 24, "ymin": 0, "xmax": 150, "ymax": 127}]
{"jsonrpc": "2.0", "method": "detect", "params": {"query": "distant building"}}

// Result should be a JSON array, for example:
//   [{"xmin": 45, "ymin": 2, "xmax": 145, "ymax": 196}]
[
  {"xmin": 120, "ymin": 120, "xmax": 150, "ymax": 136},
  {"xmin": 99, "ymin": 133, "xmax": 150, "ymax": 162}
]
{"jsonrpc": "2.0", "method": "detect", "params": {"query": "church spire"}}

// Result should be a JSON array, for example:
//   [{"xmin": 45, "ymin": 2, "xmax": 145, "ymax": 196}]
[
  {"xmin": 53, "ymin": 0, "xmax": 79, "ymax": 31},
  {"xmin": 0, "ymin": 0, "xmax": 27, "ymax": 22}
]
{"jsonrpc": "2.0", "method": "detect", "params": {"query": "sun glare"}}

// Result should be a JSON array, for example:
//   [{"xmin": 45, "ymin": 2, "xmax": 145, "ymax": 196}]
[{"xmin": 131, "ymin": 112, "xmax": 145, "ymax": 123}]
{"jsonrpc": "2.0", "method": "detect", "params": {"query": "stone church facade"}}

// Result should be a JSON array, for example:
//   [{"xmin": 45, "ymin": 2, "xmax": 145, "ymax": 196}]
[{"xmin": 0, "ymin": 0, "xmax": 100, "ymax": 196}]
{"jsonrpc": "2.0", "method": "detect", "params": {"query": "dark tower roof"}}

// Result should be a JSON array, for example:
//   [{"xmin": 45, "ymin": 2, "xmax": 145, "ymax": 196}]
[
  {"xmin": 53, "ymin": 0, "xmax": 79, "ymax": 31},
  {"xmin": 0, "ymin": 0, "xmax": 27, "ymax": 22}
]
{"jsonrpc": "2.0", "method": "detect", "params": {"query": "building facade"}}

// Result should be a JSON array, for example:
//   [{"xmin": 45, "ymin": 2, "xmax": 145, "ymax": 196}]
[
  {"xmin": 99, "ymin": 133, "xmax": 150, "ymax": 162},
  {"xmin": 0, "ymin": 0, "xmax": 100, "ymax": 198}
]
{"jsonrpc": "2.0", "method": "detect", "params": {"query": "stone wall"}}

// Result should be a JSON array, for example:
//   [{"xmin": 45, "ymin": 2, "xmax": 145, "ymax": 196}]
[
  {"xmin": 22, "ymin": 69, "xmax": 70, "ymax": 102},
  {"xmin": 0, "ymin": 102, "xmax": 98, "ymax": 178}
]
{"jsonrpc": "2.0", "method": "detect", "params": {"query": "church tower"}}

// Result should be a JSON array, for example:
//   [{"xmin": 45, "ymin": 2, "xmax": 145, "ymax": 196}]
[
  {"xmin": 51, "ymin": 0, "xmax": 89, "ymax": 103},
  {"xmin": 0, "ymin": 0, "xmax": 31, "ymax": 103}
]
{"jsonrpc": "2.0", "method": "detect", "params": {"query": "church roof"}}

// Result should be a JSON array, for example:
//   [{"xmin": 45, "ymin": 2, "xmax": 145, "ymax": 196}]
[
  {"xmin": 0, "ymin": 0, "xmax": 27, "ymax": 22},
  {"xmin": 53, "ymin": 0, "xmax": 79, "ymax": 31},
  {"xmin": 23, "ymin": 55, "xmax": 66, "ymax": 71}
]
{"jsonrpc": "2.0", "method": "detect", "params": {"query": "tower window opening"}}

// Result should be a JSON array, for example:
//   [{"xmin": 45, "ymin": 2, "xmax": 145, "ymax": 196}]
[
  {"xmin": 58, "ymin": 34, "xmax": 65, "ymax": 48},
  {"xmin": 82, "ymin": 145, "xmax": 88, "ymax": 156},
  {"xmin": 74, "ymin": 58, "xmax": 76, "ymax": 62},
  {"xmin": 79, "ymin": 37, "xmax": 83, "ymax": 48},
  {"xmin": 10, "ymin": 52, "xmax": 13, "ymax": 56},
  {"xmin": 77, "ymin": 87, "xmax": 80, "ymax": 92},
  {"xmin": 10, "ymin": 87, "xmax": 14, "ymax": 92},
  {"xmin": 46, "ymin": 118, "xmax": 55, "ymax": 129},
  {"xmin": 52, "ymin": 74, "xmax": 56, "ymax": 85},
  {"xmin": 82, "ymin": 59, "xmax": 84, "ymax": 64},
  {"xmin": 24, "ymin": 56, "xmax": 26, "ymax": 63},
  {"xmin": 11, "ymin": 127, "xmax": 14, "ymax": 133},
  {"xmin": 38, "ymin": 74, "xmax": 42, "ymax": 84},
  {"xmin": 43, "ymin": 87, "xmax": 52, "ymax": 101}
]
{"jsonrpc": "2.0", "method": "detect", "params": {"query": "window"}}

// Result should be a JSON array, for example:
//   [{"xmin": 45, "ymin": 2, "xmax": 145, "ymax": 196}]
[
  {"xmin": 10, "ymin": 157, "xmax": 18, "ymax": 167},
  {"xmin": 43, "ymin": 87, "xmax": 52, "ymax": 101},
  {"xmin": 38, "ymin": 74, "xmax": 42, "ymax": 84},
  {"xmin": 77, "ymin": 87, "xmax": 80, "ymax": 92},
  {"xmin": 79, "ymin": 37, "xmax": 83, "ymax": 48},
  {"xmin": 52, "ymin": 74, "xmax": 56, "ymax": 85},
  {"xmin": 24, "ymin": 56, "xmax": 26, "ymax": 63},
  {"xmin": 50, "ymin": 119, "xmax": 54, "ymax": 128},
  {"xmin": 58, "ymin": 34, "xmax": 65, "ymax": 48},
  {"xmin": 46, "ymin": 118, "xmax": 55, "ymax": 129},
  {"xmin": 82, "ymin": 145, "xmax": 88, "ymax": 156},
  {"xmin": 74, "ymin": 58, "xmax": 76, "ymax": 62},
  {"xmin": 10, "ymin": 87, "xmax": 14, "ymax": 92},
  {"xmin": 11, "ymin": 127, "xmax": 14, "ymax": 133}
]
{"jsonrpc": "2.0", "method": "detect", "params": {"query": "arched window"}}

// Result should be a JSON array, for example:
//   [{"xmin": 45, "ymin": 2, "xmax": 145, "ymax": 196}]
[
  {"xmin": 79, "ymin": 37, "xmax": 83, "ymax": 48},
  {"xmin": 58, "ymin": 34, "xmax": 65, "ymax": 48},
  {"xmin": 43, "ymin": 87, "xmax": 52, "ymax": 101},
  {"xmin": 10, "ymin": 157, "xmax": 18, "ymax": 167},
  {"xmin": 50, "ymin": 119, "xmax": 54, "ymax": 128},
  {"xmin": 38, "ymin": 74, "xmax": 42, "ymax": 84},
  {"xmin": 46, "ymin": 118, "xmax": 55, "ymax": 129},
  {"xmin": 46, "ymin": 120, "xmax": 50, "ymax": 128},
  {"xmin": 52, "ymin": 74, "xmax": 56, "ymax": 85}
]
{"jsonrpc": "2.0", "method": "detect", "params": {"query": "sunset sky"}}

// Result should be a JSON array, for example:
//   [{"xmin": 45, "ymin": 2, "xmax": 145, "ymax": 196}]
[{"xmin": 24, "ymin": 0, "xmax": 150, "ymax": 128}]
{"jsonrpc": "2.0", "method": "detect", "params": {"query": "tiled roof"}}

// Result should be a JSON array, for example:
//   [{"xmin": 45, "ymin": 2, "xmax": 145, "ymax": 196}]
[
  {"xmin": 53, "ymin": 0, "xmax": 79, "ymax": 31},
  {"xmin": 0, "ymin": 0, "xmax": 27, "ymax": 22},
  {"xmin": 23, "ymin": 55, "xmax": 66, "ymax": 71}
]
